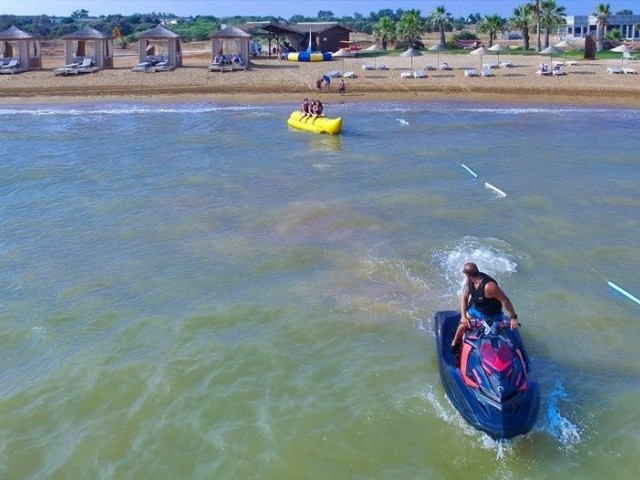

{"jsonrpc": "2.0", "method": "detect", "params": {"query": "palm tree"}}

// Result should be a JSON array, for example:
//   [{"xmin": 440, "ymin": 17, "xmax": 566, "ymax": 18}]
[
  {"xmin": 594, "ymin": 3, "xmax": 611, "ymax": 52},
  {"xmin": 395, "ymin": 9, "xmax": 425, "ymax": 49},
  {"xmin": 540, "ymin": 0, "xmax": 566, "ymax": 48},
  {"xmin": 528, "ymin": 0, "xmax": 542, "ymax": 51},
  {"xmin": 373, "ymin": 16, "xmax": 396, "ymax": 50},
  {"xmin": 510, "ymin": 4, "xmax": 534, "ymax": 50},
  {"xmin": 477, "ymin": 15, "xmax": 505, "ymax": 47},
  {"xmin": 427, "ymin": 5, "xmax": 452, "ymax": 46}
]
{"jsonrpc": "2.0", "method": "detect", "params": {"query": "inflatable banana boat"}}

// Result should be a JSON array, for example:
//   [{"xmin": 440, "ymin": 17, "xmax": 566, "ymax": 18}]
[{"xmin": 287, "ymin": 111, "xmax": 342, "ymax": 135}]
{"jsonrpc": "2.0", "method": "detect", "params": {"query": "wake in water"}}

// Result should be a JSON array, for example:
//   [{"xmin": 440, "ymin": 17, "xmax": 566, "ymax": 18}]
[{"xmin": 541, "ymin": 380, "xmax": 582, "ymax": 450}]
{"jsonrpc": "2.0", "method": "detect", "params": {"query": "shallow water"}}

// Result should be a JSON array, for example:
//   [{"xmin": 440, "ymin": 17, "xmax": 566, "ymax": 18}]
[{"xmin": 1, "ymin": 100, "xmax": 639, "ymax": 479}]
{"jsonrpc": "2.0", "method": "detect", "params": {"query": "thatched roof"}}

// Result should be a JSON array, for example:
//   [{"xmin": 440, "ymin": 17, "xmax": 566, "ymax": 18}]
[
  {"xmin": 61, "ymin": 26, "xmax": 113, "ymax": 40},
  {"xmin": 210, "ymin": 25, "xmax": 251, "ymax": 39},
  {"xmin": 0, "ymin": 25, "xmax": 40, "ymax": 40},
  {"xmin": 138, "ymin": 24, "xmax": 181, "ymax": 39}
]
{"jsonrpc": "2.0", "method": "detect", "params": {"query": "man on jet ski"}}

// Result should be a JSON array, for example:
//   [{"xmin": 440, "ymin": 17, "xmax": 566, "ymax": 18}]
[{"xmin": 451, "ymin": 262, "xmax": 520, "ymax": 351}]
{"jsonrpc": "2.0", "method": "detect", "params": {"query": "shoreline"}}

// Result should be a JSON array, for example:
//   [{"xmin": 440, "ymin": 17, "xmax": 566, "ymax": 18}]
[{"xmin": 1, "ymin": 54, "xmax": 639, "ymax": 108}]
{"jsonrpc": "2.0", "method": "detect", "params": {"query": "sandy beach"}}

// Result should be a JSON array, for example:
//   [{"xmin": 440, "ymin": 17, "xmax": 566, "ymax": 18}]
[{"xmin": 1, "ymin": 43, "xmax": 639, "ymax": 107}]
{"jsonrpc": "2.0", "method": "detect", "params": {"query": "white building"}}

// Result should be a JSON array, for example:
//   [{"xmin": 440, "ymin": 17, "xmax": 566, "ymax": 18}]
[{"xmin": 564, "ymin": 14, "xmax": 640, "ymax": 40}]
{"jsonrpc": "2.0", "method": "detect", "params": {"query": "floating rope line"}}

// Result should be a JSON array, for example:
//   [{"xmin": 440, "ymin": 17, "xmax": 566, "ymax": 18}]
[
  {"xmin": 484, "ymin": 182, "xmax": 507, "ymax": 197},
  {"xmin": 607, "ymin": 281, "xmax": 640, "ymax": 306},
  {"xmin": 461, "ymin": 163, "xmax": 478, "ymax": 178}
]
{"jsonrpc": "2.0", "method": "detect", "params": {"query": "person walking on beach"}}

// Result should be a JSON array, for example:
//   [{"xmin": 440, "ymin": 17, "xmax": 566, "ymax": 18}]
[
  {"xmin": 323, "ymin": 75, "xmax": 331, "ymax": 92},
  {"xmin": 451, "ymin": 262, "xmax": 520, "ymax": 351},
  {"xmin": 339, "ymin": 79, "xmax": 346, "ymax": 95}
]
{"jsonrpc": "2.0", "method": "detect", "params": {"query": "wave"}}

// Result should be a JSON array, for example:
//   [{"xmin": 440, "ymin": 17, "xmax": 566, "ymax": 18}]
[{"xmin": 0, "ymin": 103, "xmax": 271, "ymax": 117}]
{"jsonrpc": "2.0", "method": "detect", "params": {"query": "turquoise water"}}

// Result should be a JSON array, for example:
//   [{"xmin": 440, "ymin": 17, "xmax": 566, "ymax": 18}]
[{"xmin": 1, "ymin": 101, "xmax": 639, "ymax": 478}]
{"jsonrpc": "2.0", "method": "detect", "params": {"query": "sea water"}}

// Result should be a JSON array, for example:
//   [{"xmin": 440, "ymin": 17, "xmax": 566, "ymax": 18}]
[{"xmin": 1, "ymin": 101, "xmax": 639, "ymax": 479}]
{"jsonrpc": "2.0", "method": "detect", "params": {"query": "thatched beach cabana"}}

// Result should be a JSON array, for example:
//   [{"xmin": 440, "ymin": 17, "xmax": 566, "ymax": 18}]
[
  {"xmin": 0, "ymin": 25, "xmax": 42, "ymax": 73},
  {"xmin": 60, "ymin": 26, "xmax": 114, "ymax": 69},
  {"xmin": 137, "ymin": 24, "xmax": 182, "ymax": 71},
  {"xmin": 210, "ymin": 25, "xmax": 251, "ymax": 69}
]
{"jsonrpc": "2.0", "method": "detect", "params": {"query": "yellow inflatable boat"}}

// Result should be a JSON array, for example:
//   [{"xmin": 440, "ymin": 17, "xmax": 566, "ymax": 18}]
[{"xmin": 287, "ymin": 111, "xmax": 342, "ymax": 135}]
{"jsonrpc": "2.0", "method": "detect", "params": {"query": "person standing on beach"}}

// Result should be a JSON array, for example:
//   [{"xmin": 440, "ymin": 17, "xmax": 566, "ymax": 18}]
[
  {"xmin": 323, "ymin": 75, "xmax": 331, "ymax": 92},
  {"xmin": 339, "ymin": 79, "xmax": 346, "ymax": 95},
  {"xmin": 451, "ymin": 262, "xmax": 520, "ymax": 351}
]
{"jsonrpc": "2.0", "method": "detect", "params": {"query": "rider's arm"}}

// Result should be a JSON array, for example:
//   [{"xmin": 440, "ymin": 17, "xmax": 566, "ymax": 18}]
[
  {"xmin": 460, "ymin": 282, "xmax": 471, "ymax": 325},
  {"xmin": 485, "ymin": 282, "xmax": 519, "ymax": 329}
]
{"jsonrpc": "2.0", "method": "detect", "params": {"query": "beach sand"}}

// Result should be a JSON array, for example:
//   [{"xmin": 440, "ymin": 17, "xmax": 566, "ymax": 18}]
[{"xmin": 1, "ymin": 43, "xmax": 639, "ymax": 107}]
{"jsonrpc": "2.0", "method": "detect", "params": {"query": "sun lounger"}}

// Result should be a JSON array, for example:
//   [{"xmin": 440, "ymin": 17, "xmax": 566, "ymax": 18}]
[
  {"xmin": 623, "ymin": 67, "xmax": 637, "ymax": 74},
  {"xmin": 132, "ymin": 61, "xmax": 153, "ymax": 72},
  {"xmin": 440, "ymin": 63, "xmax": 453, "ymax": 71},
  {"xmin": 565, "ymin": 60, "xmax": 579, "ymax": 66},
  {"xmin": 481, "ymin": 69, "xmax": 494, "ymax": 77},
  {"xmin": 411, "ymin": 70, "xmax": 426, "ymax": 78},
  {"xmin": 552, "ymin": 68, "xmax": 566, "ymax": 76},
  {"xmin": 0, "ymin": 59, "xmax": 24, "ymax": 74},
  {"xmin": 342, "ymin": 71, "xmax": 356, "ymax": 78},
  {"xmin": 483, "ymin": 62, "xmax": 499, "ymax": 69},
  {"xmin": 75, "ymin": 58, "xmax": 97, "ymax": 73},
  {"xmin": 325, "ymin": 70, "xmax": 341, "ymax": 78},
  {"xmin": 464, "ymin": 69, "xmax": 477, "ymax": 77},
  {"xmin": 400, "ymin": 72, "xmax": 412, "ymax": 78},
  {"xmin": 153, "ymin": 61, "xmax": 174, "ymax": 72},
  {"xmin": 499, "ymin": 61, "xmax": 514, "ymax": 68},
  {"xmin": 362, "ymin": 63, "xmax": 373, "ymax": 70},
  {"xmin": 607, "ymin": 67, "xmax": 623, "ymax": 74},
  {"xmin": 424, "ymin": 64, "xmax": 436, "ymax": 71},
  {"xmin": 375, "ymin": 64, "xmax": 387, "ymax": 70},
  {"xmin": 536, "ymin": 69, "xmax": 552, "ymax": 76}
]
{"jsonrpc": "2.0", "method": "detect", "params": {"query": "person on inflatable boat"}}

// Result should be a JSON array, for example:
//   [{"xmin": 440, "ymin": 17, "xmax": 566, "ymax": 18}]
[{"xmin": 451, "ymin": 262, "xmax": 520, "ymax": 352}]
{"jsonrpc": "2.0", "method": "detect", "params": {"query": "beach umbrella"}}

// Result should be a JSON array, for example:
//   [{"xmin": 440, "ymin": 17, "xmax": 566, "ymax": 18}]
[
  {"xmin": 469, "ymin": 46, "xmax": 491, "ymax": 68},
  {"xmin": 487, "ymin": 43, "xmax": 506, "ymax": 64},
  {"xmin": 400, "ymin": 47, "xmax": 422, "ymax": 70},
  {"xmin": 554, "ymin": 40, "xmax": 576, "ymax": 51},
  {"xmin": 538, "ymin": 45, "xmax": 564, "ymax": 65},
  {"xmin": 611, "ymin": 44, "xmax": 632, "ymax": 67},
  {"xmin": 428, "ymin": 43, "xmax": 447, "ymax": 68},
  {"xmin": 364, "ymin": 43, "xmax": 384, "ymax": 68},
  {"xmin": 332, "ymin": 47, "xmax": 352, "ymax": 73}
]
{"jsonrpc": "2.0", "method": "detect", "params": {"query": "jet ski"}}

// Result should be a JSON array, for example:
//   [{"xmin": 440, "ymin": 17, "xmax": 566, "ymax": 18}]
[{"xmin": 434, "ymin": 310, "xmax": 540, "ymax": 439}]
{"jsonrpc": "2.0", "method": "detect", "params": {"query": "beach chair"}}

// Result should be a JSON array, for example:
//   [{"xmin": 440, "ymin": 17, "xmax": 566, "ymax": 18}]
[
  {"xmin": 552, "ymin": 67, "xmax": 566, "ymax": 76},
  {"xmin": 325, "ymin": 70, "xmax": 341, "ymax": 78},
  {"xmin": 464, "ymin": 69, "xmax": 477, "ymax": 77},
  {"xmin": 361, "ymin": 63, "xmax": 373, "ymax": 70},
  {"xmin": 536, "ymin": 68, "xmax": 552, "ymax": 76},
  {"xmin": 400, "ymin": 72, "xmax": 412, "ymax": 78},
  {"xmin": 623, "ymin": 67, "xmax": 637, "ymax": 74},
  {"xmin": 440, "ymin": 63, "xmax": 453, "ymax": 71},
  {"xmin": 424, "ymin": 64, "xmax": 436, "ymax": 71},
  {"xmin": 154, "ymin": 61, "xmax": 174, "ymax": 72},
  {"xmin": 481, "ymin": 69, "xmax": 494, "ymax": 77},
  {"xmin": 343, "ymin": 71, "xmax": 356, "ymax": 78},
  {"xmin": 483, "ymin": 62, "xmax": 499, "ymax": 69},
  {"xmin": 76, "ymin": 58, "xmax": 97, "ymax": 73},
  {"xmin": 375, "ymin": 64, "xmax": 387, "ymax": 70},
  {"xmin": 0, "ymin": 59, "xmax": 20, "ymax": 73},
  {"xmin": 412, "ymin": 70, "xmax": 426, "ymax": 78},
  {"xmin": 499, "ymin": 61, "xmax": 514, "ymax": 68},
  {"xmin": 607, "ymin": 67, "xmax": 623, "ymax": 74},
  {"xmin": 132, "ymin": 61, "xmax": 152, "ymax": 72}
]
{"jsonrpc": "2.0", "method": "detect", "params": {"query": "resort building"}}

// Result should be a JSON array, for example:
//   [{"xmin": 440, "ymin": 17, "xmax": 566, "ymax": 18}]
[{"xmin": 563, "ymin": 13, "xmax": 640, "ymax": 40}]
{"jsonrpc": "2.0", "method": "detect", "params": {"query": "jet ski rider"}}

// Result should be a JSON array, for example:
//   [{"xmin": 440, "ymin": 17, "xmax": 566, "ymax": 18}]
[{"xmin": 451, "ymin": 262, "xmax": 520, "ymax": 351}]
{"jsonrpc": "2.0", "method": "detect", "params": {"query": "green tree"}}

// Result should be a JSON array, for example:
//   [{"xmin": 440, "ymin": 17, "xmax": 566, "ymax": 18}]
[
  {"xmin": 510, "ymin": 4, "xmax": 534, "ymax": 50},
  {"xmin": 71, "ymin": 9, "xmax": 90, "ymax": 19},
  {"xmin": 316, "ymin": 10, "xmax": 335, "ymax": 21},
  {"xmin": 527, "ymin": 1, "xmax": 542, "ymax": 51},
  {"xmin": 594, "ymin": 3, "xmax": 611, "ymax": 52},
  {"xmin": 540, "ymin": 0, "xmax": 566, "ymax": 48},
  {"xmin": 373, "ymin": 15, "xmax": 396, "ymax": 49},
  {"xmin": 477, "ymin": 14, "xmax": 505, "ymax": 47},
  {"xmin": 427, "ymin": 5, "xmax": 452, "ymax": 46},
  {"xmin": 395, "ymin": 9, "xmax": 424, "ymax": 49}
]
